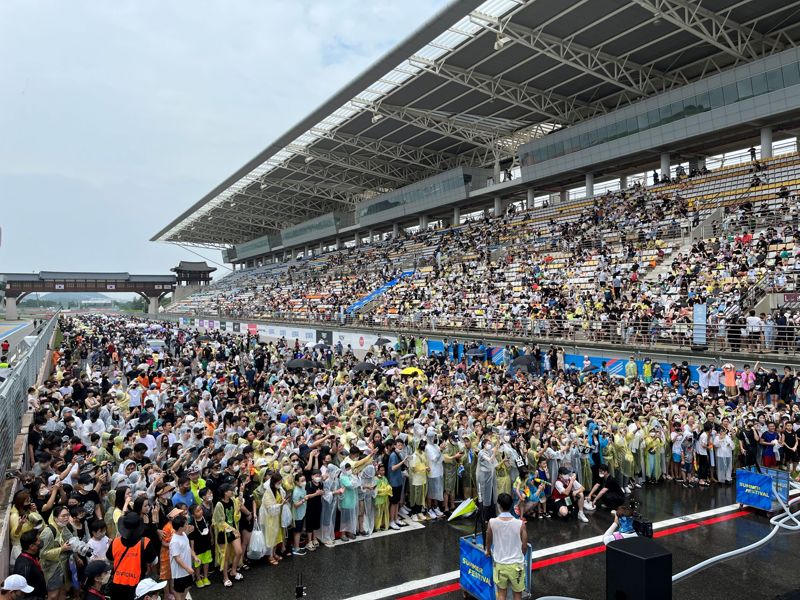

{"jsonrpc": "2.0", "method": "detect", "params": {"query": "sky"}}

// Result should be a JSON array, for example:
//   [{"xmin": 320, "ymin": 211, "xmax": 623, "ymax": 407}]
[{"xmin": 0, "ymin": 0, "xmax": 448, "ymax": 276}]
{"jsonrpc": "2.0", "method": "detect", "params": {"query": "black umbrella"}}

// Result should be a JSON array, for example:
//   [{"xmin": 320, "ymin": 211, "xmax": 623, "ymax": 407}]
[
  {"xmin": 401, "ymin": 353, "xmax": 416, "ymax": 360},
  {"xmin": 354, "ymin": 362, "xmax": 378, "ymax": 372},
  {"xmin": 314, "ymin": 343, "xmax": 328, "ymax": 350},
  {"xmin": 582, "ymin": 364, "xmax": 600, "ymax": 373},
  {"xmin": 375, "ymin": 337, "xmax": 392, "ymax": 346},
  {"xmin": 197, "ymin": 335, "xmax": 212, "ymax": 342},
  {"xmin": 466, "ymin": 348, "xmax": 485, "ymax": 357},
  {"xmin": 512, "ymin": 355, "xmax": 534, "ymax": 366},
  {"xmin": 287, "ymin": 358, "xmax": 317, "ymax": 370}
]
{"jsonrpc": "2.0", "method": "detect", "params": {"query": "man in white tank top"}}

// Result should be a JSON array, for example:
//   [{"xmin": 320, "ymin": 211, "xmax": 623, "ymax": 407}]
[{"xmin": 484, "ymin": 493, "xmax": 528, "ymax": 600}]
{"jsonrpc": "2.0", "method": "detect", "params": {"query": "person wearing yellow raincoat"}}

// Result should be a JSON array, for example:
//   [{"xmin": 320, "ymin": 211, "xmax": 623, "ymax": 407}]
[
  {"xmin": 212, "ymin": 484, "xmax": 242, "ymax": 587},
  {"xmin": 374, "ymin": 464, "xmax": 393, "ymax": 531}
]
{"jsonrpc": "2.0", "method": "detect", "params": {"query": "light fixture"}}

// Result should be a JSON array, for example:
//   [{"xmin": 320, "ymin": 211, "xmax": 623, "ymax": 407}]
[
  {"xmin": 493, "ymin": 33, "xmax": 510, "ymax": 51},
  {"xmin": 304, "ymin": 155, "xmax": 314, "ymax": 164},
  {"xmin": 371, "ymin": 112, "xmax": 383, "ymax": 124}
]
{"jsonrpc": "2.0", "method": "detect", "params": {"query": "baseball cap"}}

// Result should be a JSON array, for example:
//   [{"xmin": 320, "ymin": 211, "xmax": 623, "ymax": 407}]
[
  {"xmin": 135, "ymin": 578, "xmax": 167, "ymax": 599},
  {"xmin": 2, "ymin": 575, "xmax": 34, "ymax": 593}
]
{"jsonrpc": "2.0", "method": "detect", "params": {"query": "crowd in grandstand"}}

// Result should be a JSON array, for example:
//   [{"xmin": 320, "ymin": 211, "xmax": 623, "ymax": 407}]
[
  {"xmin": 167, "ymin": 153, "xmax": 800, "ymax": 353},
  {"xmin": 8, "ymin": 315, "xmax": 800, "ymax": 600}
]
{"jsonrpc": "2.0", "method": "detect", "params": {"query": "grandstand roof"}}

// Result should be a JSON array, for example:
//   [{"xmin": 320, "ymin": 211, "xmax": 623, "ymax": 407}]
[{"xmin": 153, "ymin": 0, "xmax": 800, "ymax": 248}]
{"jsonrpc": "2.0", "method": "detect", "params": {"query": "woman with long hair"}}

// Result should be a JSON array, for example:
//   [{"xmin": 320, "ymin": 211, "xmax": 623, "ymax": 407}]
[
  {"xmin": 258, "ymin": 473, "xmax": 284, "ymax": 565},
  {"xmin": 212, "ymin": 484, "xmax": 243, "ymax": 587}
]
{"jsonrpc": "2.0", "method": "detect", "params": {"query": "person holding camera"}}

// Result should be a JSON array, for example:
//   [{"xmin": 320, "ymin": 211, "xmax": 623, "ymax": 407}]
[
  {"xmin": 551, "ymin": 467, "xmax": 589, "ymax": 522},
  {"xmin": 585, "ymin": 464, "xmax": 625, "ymax": 511}
]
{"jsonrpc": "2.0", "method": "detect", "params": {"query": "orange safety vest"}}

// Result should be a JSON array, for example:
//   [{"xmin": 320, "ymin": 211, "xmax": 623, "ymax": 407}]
[{"xmin": 111, "ymin": 537, "xmax": 148, "ymax": 586}]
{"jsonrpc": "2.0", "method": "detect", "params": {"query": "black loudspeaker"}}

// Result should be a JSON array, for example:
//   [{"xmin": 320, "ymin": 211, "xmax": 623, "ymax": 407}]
[
  {"xmin": 606, "ymin": 537, "xmax": 672, "ymax": 600},
  {"xmin": 690, "ymin": 345, "xmax": 709, "ymax": 352}
]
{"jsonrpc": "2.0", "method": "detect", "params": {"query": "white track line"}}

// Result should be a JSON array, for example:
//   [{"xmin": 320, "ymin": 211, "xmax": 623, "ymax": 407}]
[{"xmin": 343, "ymin": 500, "xmax": 752, "ymax": 600}]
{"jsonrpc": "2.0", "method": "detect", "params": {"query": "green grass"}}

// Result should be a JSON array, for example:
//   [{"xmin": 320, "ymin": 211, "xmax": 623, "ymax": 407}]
[{"xmin": 51, "ymin": 327, "xmax": 63, "ymax": 349}]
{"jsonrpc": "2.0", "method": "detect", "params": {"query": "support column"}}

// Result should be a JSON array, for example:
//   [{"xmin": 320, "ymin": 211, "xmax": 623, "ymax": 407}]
[
  {"xmin": 354, "ymin": 232, "xmax": 360, "ymax": 247},
  {"xmin": 335, "ymin": 237, "xmax": 342, "ymax": 250},
  {"xmin": 319, "ymin": 241, "xmax": 324, "ymax": 255},
  {"xmin": 4, "ymin": 297, "xmax": 17, "ymax": 321},
  {"xmin": 493, "ymin": 159, "xmax": 501, "ymax": 185},
  {"xmin": 619, "ymin": 175, "xmax": 628, "ymax": 190},
  {"xmin": 147, "ymin": 296, "xmax": 159, "ymax": 315},
  {"xmin": 392, "ymin": 223, "xmax": 399, "ymax": 238},
  {"xmin": 526, "ymin": 188, "xmax": 535, "ymax": 210},
  {"xmin": 585, "ymin": 173, "xmax": 594, "ymax": 198},
  {"xmin": 660, "ymin": 153, "xmax": 670, "ymax": 179},
  {"xmin": 494, "ymin": 196, "xmax": 503, "ymax": 217},
  {"xmin": 453, "ymin": 206, "xmax": 461, "ymax": 226},
  {"xmin": 368, "ymin": 229, "xmax": 374, "ymax": 244},
  {"xmin": 560, "ymin": 190, "xmax": 568, "ymax": 203},
  {"xmin": 761, "ymin": 126, "xmax": 773, "ymax": 159},
  {"xmin": 419, "ymin": 215, "xmax": 429, "ymax": 230}
]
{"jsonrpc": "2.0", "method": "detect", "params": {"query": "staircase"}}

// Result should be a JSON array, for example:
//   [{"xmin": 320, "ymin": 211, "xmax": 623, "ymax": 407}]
[{"xmin": 346, "ymin": 271, "xmax": 414, "ymax": 314}]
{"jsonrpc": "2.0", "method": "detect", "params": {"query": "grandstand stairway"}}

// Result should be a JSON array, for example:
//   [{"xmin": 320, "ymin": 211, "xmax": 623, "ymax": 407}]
[{"xmin": 346, "ymin": 271, "xmax": 414, "ymax": 314}]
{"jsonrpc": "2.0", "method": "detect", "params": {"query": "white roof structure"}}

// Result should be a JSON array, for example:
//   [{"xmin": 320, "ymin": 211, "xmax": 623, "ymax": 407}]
[{"xmin": 153, "ymin": 0, "xmax": 800, "ymax": 248}]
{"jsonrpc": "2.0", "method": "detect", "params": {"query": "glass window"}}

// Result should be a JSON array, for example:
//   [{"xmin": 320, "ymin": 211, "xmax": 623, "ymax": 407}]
[
  {"xmin": 722, "ymin": 83, "xmax": 739, "ymax": 104},
  {"xmin": 766, "ymin": 68, "xmax": 783, "ymax": 92},
  {"xmin": 637, "ymin": 113, "xmax": 649, "ymax": 131},
  {"xmin": 736, "ymin": 78, "xmax": 753, "ymax": 101},
  {"xmin": 626, "ymin": 117, "xmax": 638, "ymax": 136},
  {"xmin": 750, "ymin": 72, "xmax": 768, "ymax": 96},
  {"xmin": 709, "ymin": 86, "xmax": 725, "ymax": 108},
  {"xmin": 659, "ymin": 103, "xmax": 675, "ymax": 124},
  {"xmin": 782, "ymin": 62, "xmax": 800, "ymax": 87},
  {"xmin": 693, "ymin": 92, "xmax": 710, "ymax": 113}
]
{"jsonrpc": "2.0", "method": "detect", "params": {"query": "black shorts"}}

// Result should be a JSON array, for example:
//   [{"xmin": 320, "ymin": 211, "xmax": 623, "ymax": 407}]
[
  {"xmin": 391, "ymin": 485, "xmax": 403, "ymax": 505},
  {"xmin": 174, "ymin": 575, "xmax": 193, "ymax": 593},
  {"xmin": 293, "ymin": 519, "xmax": 305, "ymax": 533}
]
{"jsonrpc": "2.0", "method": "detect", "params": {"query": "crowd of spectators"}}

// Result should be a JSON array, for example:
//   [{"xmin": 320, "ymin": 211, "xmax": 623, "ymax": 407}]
[{"xmin": 7, "ymin": 315, "xmax": 800, "ymax": 600}]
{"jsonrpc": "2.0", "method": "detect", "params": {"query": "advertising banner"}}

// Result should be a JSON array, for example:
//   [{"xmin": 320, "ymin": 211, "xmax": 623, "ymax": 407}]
[
  {"xmin": 247, "ymin": 323, "xmax": 258, "ymax": 335},
  {"xmin": 693, "ymin": 302, "xmax": 707, "ymax": 346},
  {"xmin": 333, "ymin": 331, "xmax": 398, "ymax": 351},
  {"xmin": 317, "ymin": 330, "xmax": 333, "ymax": 346},
  {"xmin": 735, "ymin": 469, "xmax": 772, "ymax": 510},
  {"xmin": 233, "ymin": 322, "xmax": 241, "ymax": 333},
  {"xmin": 459, "ymin": 536, "xmax": 493, "ymax": 600}
]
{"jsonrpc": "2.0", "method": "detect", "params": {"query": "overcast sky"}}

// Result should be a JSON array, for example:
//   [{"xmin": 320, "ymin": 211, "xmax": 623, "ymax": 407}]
[{"xmin": 0, "ymin": 0, "xmax": 447, "ymax": 277}]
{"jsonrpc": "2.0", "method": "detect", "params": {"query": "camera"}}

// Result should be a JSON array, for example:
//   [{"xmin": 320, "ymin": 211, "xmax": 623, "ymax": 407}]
[{"xmin": 67, "ymin": 537, "xmax": 94, "ymax": 558}]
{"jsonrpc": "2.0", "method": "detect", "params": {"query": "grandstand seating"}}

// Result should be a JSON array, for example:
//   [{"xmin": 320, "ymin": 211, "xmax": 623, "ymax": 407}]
[{"xmin": 167, "ymin": 149, "xmax": 800, "ymax": 347}]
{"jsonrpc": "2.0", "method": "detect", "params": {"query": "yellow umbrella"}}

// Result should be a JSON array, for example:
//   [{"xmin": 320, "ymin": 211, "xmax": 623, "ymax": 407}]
[{"xmin": 401, "ymin": 366, "xmax": 425, "ymax": 378}]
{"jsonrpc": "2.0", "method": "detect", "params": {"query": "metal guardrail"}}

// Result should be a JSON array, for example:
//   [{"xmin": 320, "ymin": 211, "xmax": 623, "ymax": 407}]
[
  {"xmin": 0, "ymin": 313, "xmax": 58, "ymax": 477},
  {"xmin": 164, "ymin": 309, "xmax": 800, "ymax": 356}
]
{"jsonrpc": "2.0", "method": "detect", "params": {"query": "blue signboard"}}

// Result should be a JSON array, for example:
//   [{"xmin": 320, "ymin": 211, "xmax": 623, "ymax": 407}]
[
  {"xmin": 736, "ymin": 469, "xmax": 773, "ymax": 510},
  {"xmin": 459, "ymin": 536, "xmax": 494, "ymax": 600}
]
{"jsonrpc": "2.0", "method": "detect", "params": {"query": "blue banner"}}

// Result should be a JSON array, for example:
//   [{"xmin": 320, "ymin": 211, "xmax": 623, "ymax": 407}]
[
  {"xmin": 736, "ymin": 469, "xmax": 772, "ymax": 510},
  {"xmin": 693, "ymin": 302, "xmax": 708, "ymax": 346},
  {"xmin": 459, "ymin": 536, "xmax": 494, "ymax": 600}
]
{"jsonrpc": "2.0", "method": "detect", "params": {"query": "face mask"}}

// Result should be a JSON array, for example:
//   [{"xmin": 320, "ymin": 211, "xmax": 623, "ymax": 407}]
[
  {"xmin": 83, "ymin": 484, "xmax": 93, "ymax": 492},
  {"xmin": 503, "ymin": 435, "xmax": 510, "ymax": 443},
  {"xmin": 232, "ymin": 465, "xmax": 240, "ymax": 473},
  {"xmin": 312, "ymin": 477, "xmax": 321, "ymax": 484},
  {"xmin": 39, "ymin": 488, "xmax": 48, "ymax": 497},
  {"xmin": 484, "ymin": 444, "xmax": 492, "ymax": 452}
]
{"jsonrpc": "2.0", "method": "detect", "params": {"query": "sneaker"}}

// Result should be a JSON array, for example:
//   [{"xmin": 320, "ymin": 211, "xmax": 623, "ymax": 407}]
[
  {"xmin": 203, "ymin": 578, "xmax": 211, "ymax": 587},
  {"xmin": 390, "ymin": 522, "xmax": 401, "ymax": 530},
  {"xmin": 428, "ymin": 509, "xmax": 437, "ymax": 519},
  {"xmin": 195, "ymin": 579, "xmax": 205, "ymax": 588},
  {"xmin": 292, "ymin": 548, "xmax": 308, "ymax": 556},
  {"xmin": 434, "ymin": 508, "xmax": 444, "ymax": 517},
  {"xmin": 322, "ymin": 540, "xmax": 336, "ymax": 548},
  {"xmin": 577, "ymin": 512, "xmax": 589, "ymax": 523},
  {"xmin": 624, "ymin": 486, "xmax": 632, "ymax": 495},
  {"xmin": 397, "ymin": 519, "xmax": 409, "ymax": 527},
  {"xmin": 634, "ymin": 482, "xmax": 642, "ymax": 488},
  {"xmin": 412, "ymin": 514, "xmax": 420, "ymax": 522},
  {"xmin": 399, "ymin": 506, "xmax": 410, "ymax": 516},
  {"xmin": 584, "ymin": 501, "xmax": 595, "ymax": 511},
  {"xmin": 305, "ymin": 543, "xmax": 316, "ymax": 552}
]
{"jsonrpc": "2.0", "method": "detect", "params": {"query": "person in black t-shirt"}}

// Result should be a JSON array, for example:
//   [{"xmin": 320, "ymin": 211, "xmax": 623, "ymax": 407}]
[
  {"xmin": 585, "ymin": 464, "xmax": 625, "ymax": 510},
  {"xmin": 737, "ymin": 420, "xmax": 759, "ymax": 470},
  {"xmin": 781, "ymin": 420, "xmax": 797, "ymax": 473}
]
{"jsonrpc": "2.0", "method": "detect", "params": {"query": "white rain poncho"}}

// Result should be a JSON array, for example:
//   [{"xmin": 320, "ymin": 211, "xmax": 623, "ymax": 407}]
[
  {"xmin": 338, "ymin": 467, "xmax": 359, "ymax": 534},
  {"xmin": 476, "ymin": 446, "xmax": 497, "ymax": 508},
  {"xmin": 359, "ymin": 463, "xmax": 377, "ymax": 536},
  {"xmin": 425, "ymin": 442, "xmax": 444, "ymax": 502},
  {"xmin": 320, "ymin": 465, "xmax": 340, "ymax": 544}
]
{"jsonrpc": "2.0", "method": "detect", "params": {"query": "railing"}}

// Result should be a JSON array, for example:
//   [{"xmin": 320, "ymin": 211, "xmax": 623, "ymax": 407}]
[
  {"xmin": 0, "ymin": 312, "xmax": 58, "ymax": 477},
  {"xmin": 164, "ymin": 309, "xmax": 800, "ymax": 356}
]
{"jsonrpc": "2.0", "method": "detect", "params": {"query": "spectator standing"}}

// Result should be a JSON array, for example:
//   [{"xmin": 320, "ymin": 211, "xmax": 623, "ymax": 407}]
[{"xmin": 484, "ymin": 494, "xmax": 528, "ymax": 600}]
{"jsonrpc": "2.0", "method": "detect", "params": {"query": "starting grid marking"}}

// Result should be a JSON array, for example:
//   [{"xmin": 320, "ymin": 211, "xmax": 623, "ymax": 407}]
[{"xmin": 343, "ymin": 499, "xmax": 779, "ymax": 600}]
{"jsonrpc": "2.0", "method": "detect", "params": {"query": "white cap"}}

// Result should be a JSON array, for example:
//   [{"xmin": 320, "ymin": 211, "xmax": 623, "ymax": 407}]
[
  {"xmin": 3, "ymin": 575, "xmax": 34, "ymax": 593},
  {"xmin": 135, "ymin": 578, "xmax": 167, "ymax": 599}
]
